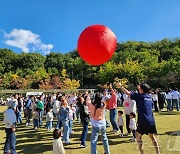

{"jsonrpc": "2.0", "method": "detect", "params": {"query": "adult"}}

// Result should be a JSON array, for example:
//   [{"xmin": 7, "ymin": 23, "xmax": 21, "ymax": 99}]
[
  {"xmin": 108, "ymin": 84, "xmax": 119, "ymax": 133},
  {"xmin": 37, "ymin": 95, "xmax": 45, "ymax": 127},
  {"xmin": 26, "ymin": 95, "xmax": 34, "ymax": 126},
  {"xmin": 157, "ymin": 89, "xmax": 166, "ymax": 110},
  {"xmin": 165, "ymin": 89, "xmax": 173, "ymax": 111},
  {"xmin": 59, "ymin": 99, "xmax": 70, "ymax": 144},
  {"xmin": 53, "ymin": 97, "xmax": 61, "ymax": 129},
  {"xmin": 152, "ymin": 91, "xmax": 159, "ymax": 112},
  {"xmin": 4, "ymin": 100, "xmax": 17, "ymax": 154},
  {"xmin": 119, "ymin": 83, "xmax": 160, "ymax": 154},
  {"xmin": 16, "ymin": 97, "xmax": 24, "ymax": 124},
  {"xmin": 123, "ymin": 97, "xmax": 136, "ymax": 135},
  {"xmin": 171, "ymin": 89, "xmax": 180, "ymax": 111},
  {"xmin": 79, "ymin": 96, "xmax": 90, "ymax": 147},
  {"xmin": 88, "ymin": 93, "xmax": 110, "ymax": 154}
]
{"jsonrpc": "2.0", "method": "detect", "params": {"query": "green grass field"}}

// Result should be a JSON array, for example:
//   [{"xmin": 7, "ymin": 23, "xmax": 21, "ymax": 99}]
[{"xmin": 0, "ymin": 106, "xmax": 180, "ymax": 154}]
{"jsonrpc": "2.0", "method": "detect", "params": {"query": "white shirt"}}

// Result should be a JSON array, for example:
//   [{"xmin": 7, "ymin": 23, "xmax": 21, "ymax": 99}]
[
  {"xmin": 129, "ymin": 118, "xmax": 137, "ymax": 130},
  {"xmin": 4, "ymin": 108, "xmax": 16, "ymax": 128},
  {"xmin": 69, "ymin": 96, "xmax": 77, "ymax": 106},
  {"xmin": 46, "ymin": 111, "xmax": 53, "ymax": 122},
  {"xmin": 53, "ymin": 138, "xmax": 65, "ymax": 154},
  {"xmin": 165, "ymin": 92, "xmax": 172, "ymax": 100},
  {"xmin": 123, "ymin": 98, "xmax": 136, "ymax": 115},
  {"xmin": 171, "ymin": 91, "xmax": 180, "ymax": 99},
  {"xmin": 152, "ymin": 94, "xmax": 158, "ymax": 101},
  {"xmin": 117, "ymin": 116, "xmax": 124, "ymax": 126},
  {"xmin": 102, "ymin": 95, "xmax": 110, "ymax": 102},
  {"xmin": 53, "ymin": 100, "xmax": 61, "ymax": 114}
]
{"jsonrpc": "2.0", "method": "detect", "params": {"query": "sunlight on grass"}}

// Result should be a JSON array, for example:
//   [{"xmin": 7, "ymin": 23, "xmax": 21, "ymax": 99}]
[{"xmin": 0, "ymin": 106, "xmax": 179, "ymax": 154}]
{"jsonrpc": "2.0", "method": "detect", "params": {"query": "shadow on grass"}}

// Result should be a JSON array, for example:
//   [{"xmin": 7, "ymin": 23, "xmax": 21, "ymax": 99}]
[
  {"xmin": 155, "ymin": 111, "xmax": 180, "ymax": 116},
  {"xmin": 158, "ymin": 130, "xmax": 180, "ymax": 136}
]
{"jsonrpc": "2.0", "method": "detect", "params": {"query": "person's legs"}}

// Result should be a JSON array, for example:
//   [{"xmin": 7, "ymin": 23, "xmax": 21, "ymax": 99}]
[
  {"xmin": 105, "ymin": 110, "xmax": 110, "ymax": 127},
  {"xmin": 69, "ymin": 120, "xmax": 73, "ymax": 134},
  {"xmin": 148, "ymin": 133, "xmax": 160, "ymax": 154},
  {"xmin": 101, "ymin": 126, "xmax": 110, "ymax": 154},
  {"xmin": 10, "ymin": 131, "xmax": 16, "ymax": 154},
  {"xmin": 125, "ymin": 114, "xmax": 131, "ymax": 134},
  {"xmin": 167, "ymin": 99, "xmax": 172, "ymax": 111},
  {"xmin": 76, "ymin": 107, "xmax": 80, "ymax": 121},
  {"xmin": 46, "ymin": 121, "xmax": 50, "ymax": 130},
  {"xmin": 110, "ymin": 109, "xmax": 118, "ymax": 131},
  {"xmin": 91, "ymin": 126, "xmax": 100, "ymax": 154},
  {"xmin": 119, "ymin": 126, "xmax": 123, "ymax": 134},
  {"xmin": 62, "ymin": 120, "xmax": 70, "ymax": 142},
  {"xmin": 49, "ymin": 121, "xmax": 52, "ymax": 130},
  {"xmin": 80, "ymin": 122, "xmax": 88, "ymax": 145},
  {"xmin": 172, "ymin": 99, "xmax": 175, "ymax": 111},
  {"xmin": 4, "ymin": 128, "xmax": 11, "ymax": 153},
  {"xmin": 154, "ymin": 101, "xmax": 159, "ymax": 112},
  {"xmin": 39, "ymin": 110, "xmax": 43, "ymax": 126},
  {"xmin": 136, "ymin": 132, "xmax": 144, "ymax": 154}
]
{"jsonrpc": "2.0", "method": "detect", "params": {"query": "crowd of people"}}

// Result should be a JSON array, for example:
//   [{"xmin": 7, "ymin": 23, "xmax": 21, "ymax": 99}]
[{"xmin": 2, "ymin": 84, "xmax": 180, "ymax": 154}]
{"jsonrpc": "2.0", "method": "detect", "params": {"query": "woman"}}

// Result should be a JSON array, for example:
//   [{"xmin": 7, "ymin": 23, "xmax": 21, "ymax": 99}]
[
  {"xmin": 88, "ymin": 93, "xmax": 110, "ymax": 154},
  {"xmin": 59, "ymin": 99, "xmax": 70, "ymax": 144},
  {"xmin": 79, "ymin": 96, "xmax": 90, "ymax": 148},
  {"xmin": 36, "ymin": 95, "xmax": 45, "ymax": 127}
]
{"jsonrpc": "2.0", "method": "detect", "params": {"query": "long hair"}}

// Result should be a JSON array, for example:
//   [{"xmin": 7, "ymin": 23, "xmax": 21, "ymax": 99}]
[{"xmin": 93, "ymin": 93, "xmax": 103, "ymax": 116}]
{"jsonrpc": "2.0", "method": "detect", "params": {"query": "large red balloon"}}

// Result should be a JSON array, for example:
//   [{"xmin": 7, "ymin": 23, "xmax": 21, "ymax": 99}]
[{"xmin": 77, "ymin": 25, "xmax": 117, "ymax": 66}]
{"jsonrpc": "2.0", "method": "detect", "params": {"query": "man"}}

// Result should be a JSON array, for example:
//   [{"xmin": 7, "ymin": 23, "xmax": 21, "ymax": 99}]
[
  {"xmin": 4, "ymin": 100, "xmax": 17, "ymax": 154},
  {"xmin": 119, "ymin": 83, "xmax": 160, "ymax": 154},
  {"xmin": 108, "ymin": 84, "xmax": 119, "ymax": 133},
  {"xmin": 171, "ymin": 89, "xmax": 180, "ymax": 111},
  {"xmin": 26, "ymin": 95, "xmax": 34, "ymax": 126}
]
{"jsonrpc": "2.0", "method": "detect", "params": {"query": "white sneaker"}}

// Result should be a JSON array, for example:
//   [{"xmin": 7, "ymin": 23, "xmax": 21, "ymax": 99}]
[{"xmin": 119, "ymin": 133, "xmax": 124, "ymax": 137}]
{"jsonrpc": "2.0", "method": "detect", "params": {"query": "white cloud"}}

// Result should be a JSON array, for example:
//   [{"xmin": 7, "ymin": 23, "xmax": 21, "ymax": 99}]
[{"xmin": 3, "ymin": 29, "xmax": 54, "ymax": 54}]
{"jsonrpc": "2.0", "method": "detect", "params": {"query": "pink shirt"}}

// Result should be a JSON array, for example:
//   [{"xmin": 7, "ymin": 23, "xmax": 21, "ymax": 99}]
[
  {"xmin": 108, "ymin": 89, "xmax": 117, "ymax": 109},
  {"xmin": 87, "ymin": 101, "xmax": 105, "ymax": 121}
]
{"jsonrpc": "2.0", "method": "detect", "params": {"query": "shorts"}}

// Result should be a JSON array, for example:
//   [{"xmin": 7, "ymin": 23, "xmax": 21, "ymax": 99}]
[{"xmin": 137, "ymin": 124, "xmax": 157, "ymax": 135}]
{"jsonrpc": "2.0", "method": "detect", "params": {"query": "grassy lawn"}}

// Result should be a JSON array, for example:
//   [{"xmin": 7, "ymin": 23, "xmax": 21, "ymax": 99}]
[{"xmin": 0, "ymin": 106, "xmax": 180, "ymax": 154}]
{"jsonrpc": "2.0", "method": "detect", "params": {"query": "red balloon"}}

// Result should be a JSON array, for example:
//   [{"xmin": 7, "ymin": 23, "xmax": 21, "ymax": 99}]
[{"xmin": 77, "ymin": 25, "xmax": 117, "ymax": 66}]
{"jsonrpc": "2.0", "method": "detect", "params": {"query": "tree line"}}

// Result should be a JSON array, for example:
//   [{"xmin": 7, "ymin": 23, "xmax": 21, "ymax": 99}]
[{"xmin": 0, "ymin": 38, "xmax": 180, "ymax": 90}]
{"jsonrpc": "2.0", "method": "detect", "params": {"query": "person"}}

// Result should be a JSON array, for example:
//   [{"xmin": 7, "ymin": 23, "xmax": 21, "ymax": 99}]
[
  {"xmin": 53, "ymin": 129, "xmax": 65, "ymax": 154},
  {"xmin": 165, "ymin": 89, "xmax": 172, "ymax": 111},
  {"xmin": 3, "ymin": 100, "xmax": 17, "ymax": 154},
  {"xmin": 46, "ymin": 96, "xmax": 53, "ymax": 113},
  {"xmin": 79, "ymin": 96, "xmax": 90, "ymax": 148},
  {"xmin": 117, "ymin": 110, "xmax": 124, "ymax": 137},
  {"xmin": 59, "ymin": 99, "xmax": 70, "ymax": 144},
  {"xmin": 129, "ymin": 112, "xmax": 137, "ymax": 142},
  {"xmin": 108, "ymin": 84, "xmax": 119, "ymax": 134},
  {"xmin": 171, "ymin": 89, "xmax": 180, "ymax": 111},
  {"xmin": 87, "ymin": 93, "xmax": 110, "ymax": 154},
  {"xmin": 119, "ymin": 83, "xmax": 160, "ymax": 154},
  {"xmin": 102, "ymin": 90, "xmax": 111, "ymax": 127},
  {"xmin": 123, "ymin": 96, "xmax": 136, "ymax": 136},
  {"xmin": 69, "ymin": 104, "xmax": 76, "ymax": 135},
  {"xmin": 32, "ymin": 108, "xmax": 39, "ymax": 130},
  {"xmin": 157, "ymin": 89, "xmax": 166, "ymax": 110},
  {"xmin": 26, "ymin": 95, "xmax": 34, "ymax": 126},
  {"xmin": 152, "ymin": 91, "xmax": 159, "ymax": 112},
  {"xmin": 46, "ymin": 108, "xmax": 53, "ymax": 131},
  {"xmin": 53, "ymin": 98, "xmax": 61, "ymax": 129},
  {"xmin": 16, "ymin": 97, "xmax": 24, "ymax": 124},
  {"xmin": 36, "ymin": 95, "xmax": 45, "ymax": 127}
]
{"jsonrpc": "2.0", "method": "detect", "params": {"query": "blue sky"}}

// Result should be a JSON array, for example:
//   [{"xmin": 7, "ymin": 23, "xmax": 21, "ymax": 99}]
[{"xmin": 0, "ymin": 0, "xmax": 180, "ymax": 55}]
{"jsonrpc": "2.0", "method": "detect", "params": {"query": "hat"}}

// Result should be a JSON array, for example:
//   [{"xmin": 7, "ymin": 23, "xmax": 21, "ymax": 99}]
[{"xmin": 6, "ymin": 100, "xmax": 14, "ymax": 108}]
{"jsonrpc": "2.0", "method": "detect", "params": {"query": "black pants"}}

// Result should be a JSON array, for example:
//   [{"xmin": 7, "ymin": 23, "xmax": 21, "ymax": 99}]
[
  {"xmin": 119, "ymin": 126, "xmax": 123, "ymax": 134},
  {"xmin": 125, "ymin": 114, "xmax": 131, "ymax": 133},
  {"xmin": 132, "ymin": 130, "xmax": 136, "ymax": 138},
  {"xmin": 153, "ymin": 101, "xmax": 159, "ymax": 112}
]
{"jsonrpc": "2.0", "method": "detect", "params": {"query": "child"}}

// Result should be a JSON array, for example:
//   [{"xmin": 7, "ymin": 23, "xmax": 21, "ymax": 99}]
[
  {"xmin": 117, "ymin": 110, "xmax": 124, "ymax": 137},
  {"xmin": 69, "ymin": 104, "xmax": 76, "ymax": 135},
  {"xmin": 129, "ymin": 112, "xmax": 137, "ymax": 142},
  {"xmin": 46, "ymin": 108, "xmax": 53, "ymax": 131},
  {"xmin": 32, "ymin": 108, "xmax": 39, "ymax": 130},
  {"xmin": 53, "ymin": 129, "xmax": 65, "ymax": 154}
]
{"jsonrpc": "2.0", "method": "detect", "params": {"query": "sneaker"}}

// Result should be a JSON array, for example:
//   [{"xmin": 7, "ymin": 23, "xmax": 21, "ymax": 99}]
[
  {"xmin": 119, "ymin": 133, "xmax": 124, "ymax": 137},
  {"xmin": 26, "ymin": 123, "xmax": 29, "ymax": 126},
  {"xmin": 114, "ymin": 130, "xmax": 120, "ymax": 134},
  {"xmin": 63, "ymin": 140, "xmax": 71, "ymax": 144},
  {"xmin": 80, "ymin": 144, "xmax": 87, "ymax": 148},
  {"xmin": 130, "ymin": 138, "xmax": 136, "ymax": 142}
]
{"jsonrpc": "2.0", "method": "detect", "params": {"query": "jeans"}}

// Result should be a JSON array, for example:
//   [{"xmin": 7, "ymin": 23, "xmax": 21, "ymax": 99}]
[
  {"xmin": 110, "ymin": 109, "xmax": 119, "ymax": 131},
  {"xmin": 172, "ymin": 99, "xmax": 179, "ymax": 111},
  {"xmin": 33, "ymin": 119, "xmax": 38, "ymax": 128},
  {"xmin": 105, "ymin": 110, "xmax": 110, "ymax": 127},
  {"xmin": 80, "ymin": 122, "xmax": 88, "ymax": 145},
  {"xmin": 125, "ymin": 114, "xmax": 131, "ymax": 133},
  {"xmin": 69, "ymin": 120, "xmax": 73, "ymax": 133},
  {"xmin": 46, "ymin": 121, "xmax": 53, "ymax": 130},
  {"xmin": 17, "ymin": 110, "xmax": 22, "ymax": 124},
  {"xmin": 61, "ymin": 120, "xmax": 70, "ymax": 142},
  {"xmin": 91, "ymin": 126, "xmax": 110, "ymax": 154},
  {"xmin": 38, "ymin": 110, "xmax": 44, "ymax": 126},
  {"xmin": 167, "ymin": 99, "xmax": 172, "ymax": 111},
  {"xmin": 55, "ymin": 113, "xmax": 62, "ymax": 129},
  {"xmin": 4, "ymin": 128, "xmax": 16, "ymax": 154}
]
